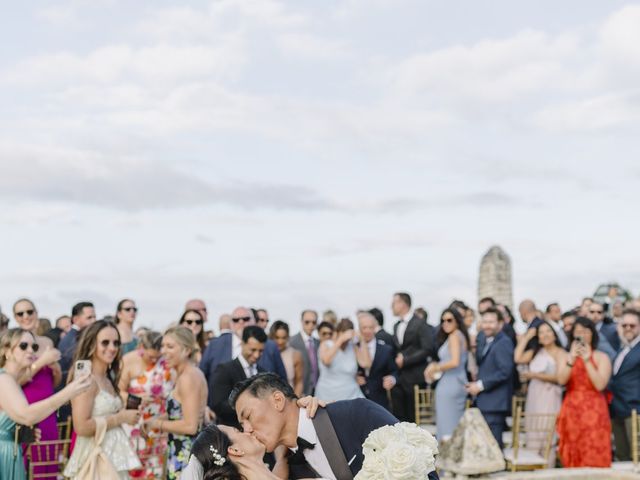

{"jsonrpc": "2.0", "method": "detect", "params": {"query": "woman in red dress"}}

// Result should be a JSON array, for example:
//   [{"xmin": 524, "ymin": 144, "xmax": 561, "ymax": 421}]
[{"xmin": 556, "ymin": 317, "xmax": 612, "ymax": 467}]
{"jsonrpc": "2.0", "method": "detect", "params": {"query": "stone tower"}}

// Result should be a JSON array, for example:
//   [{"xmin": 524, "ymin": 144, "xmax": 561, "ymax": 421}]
[{"xmin": 478, "ymin": 245, "xmax": 513, "ymax": 310}]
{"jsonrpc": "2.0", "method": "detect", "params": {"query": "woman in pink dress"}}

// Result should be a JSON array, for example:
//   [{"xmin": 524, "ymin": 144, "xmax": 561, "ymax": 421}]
[
  {"xmin": 119, "ymin": 331, "xmax": 175, "ymax": 479},
  {"xmin": 13, "ymin": 299, "xmax": 62, "ymax": 475}
]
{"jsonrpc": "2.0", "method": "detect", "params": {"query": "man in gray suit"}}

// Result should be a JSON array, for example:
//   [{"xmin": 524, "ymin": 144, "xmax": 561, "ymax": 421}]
[{"xmin": 290, "ymin": 309, "xmax": 320, "ymax": 395}]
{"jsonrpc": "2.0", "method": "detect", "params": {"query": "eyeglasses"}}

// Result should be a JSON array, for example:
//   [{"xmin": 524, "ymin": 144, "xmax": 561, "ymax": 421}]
[
  {"xmin": 621, "ymin": 324, "xmax": 638, "ymax": 329},
  {"xmin": 182, "ymin": 319, "xmax": 203, "ymax": 326},
  {"xmin": 232, "ymin": 316, "xmax": 252, "ymax": 323},
  {"xmin": 15, "ymin": 309, "xmax": 35, "ymax": 317},
  {"xmin": 18, "ymin": 342, "xmax": 39, "ymax": 352},
  {"xmin": 589, "ymin": 310, "xmax": 603, "ymax": 314},
  {"xmin": 319, "ymin": 331, "xmax": 333, "ymax": 337},
  {"xmin": 441, "ymin": 317, "xmax": 455, "ymax": 324},
  {"xmin": 100, "ymin": 339, "xmax": 121, "ymax": 348},
  {"xmin": 303, "ymin": 320, "xmax": 317, "ymax": 325},
  {"xmin": 122, "ymin": 307, "xmax": 138, "ymax": 313}
]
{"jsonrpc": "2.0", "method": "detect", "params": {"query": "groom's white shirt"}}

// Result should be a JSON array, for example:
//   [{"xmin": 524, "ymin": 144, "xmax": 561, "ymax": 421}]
[{"xmin": 291, "ymin": 408, "xmax": 336, "ymax": 480}]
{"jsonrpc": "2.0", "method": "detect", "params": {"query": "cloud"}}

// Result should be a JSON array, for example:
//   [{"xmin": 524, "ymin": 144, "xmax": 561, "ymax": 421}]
[
  {"xmin": 0, "ymin": 143, "xmax": 333, "ymax": 211},
  {"xmin": 363, "ymin": 192, "xmax": 524, "ymax": 214}
]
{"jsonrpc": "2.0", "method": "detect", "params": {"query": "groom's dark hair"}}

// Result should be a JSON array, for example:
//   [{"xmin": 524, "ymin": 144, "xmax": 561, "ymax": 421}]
[{"xmin": 229, "ymin": 372, "xmax": 297, "ymax": 409}]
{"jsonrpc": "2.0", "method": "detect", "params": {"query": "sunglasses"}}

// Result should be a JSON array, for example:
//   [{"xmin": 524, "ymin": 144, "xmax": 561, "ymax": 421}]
[
  {"xmin": 18, "ymin": 342, "xmax": 39, "ymax": 352},
  {"xmin": 303, "ymin": 320, "xmax": 317, "ymax": 325},
  {"xmin": 122, "ymin": 307, "xmax": 138, "ymax": 313},
  {"xmin": 589, "ymin": 310, "xmax": 603, "ymax": 314},
  {"xmin": 441, "ymin": 317, "xmax": 455, "ymax": 324},
  {"xmin": 15, "ymin": 309, "xmax": 35, "ymax": 317},
  {"xmin": 621, "ymin": 324, "xmax": 638, "ymax": 329},
  {"xmin": 232, "ymin": 316, "xmax": 252, "ymax": 323},
  {"xmin": 100, "ymin": 339, "xmax": 121, "ymax": 348},
  {"xmin": 182, "ymin": 319, "xmax": 203, "ymax": 326},
  {"xmin": 319, "ymin": 331, "xmax": 333, "ymax": 337}
]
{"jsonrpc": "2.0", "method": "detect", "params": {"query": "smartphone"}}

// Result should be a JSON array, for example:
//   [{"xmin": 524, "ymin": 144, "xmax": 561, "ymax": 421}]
[
  {"xmin": 575, "ymin": 335, "xmax": 585, "ymax": 346},
  {"xmin": 126, "ymin": 394, "xmax": 142, "ymax": 410},
  {"xmin": 16, "ymin": 425, "xmax": 36, "ymax": 444},
  {"xmin": 74, "ymin": 360, "xmax": 92, "ymax": 378}
]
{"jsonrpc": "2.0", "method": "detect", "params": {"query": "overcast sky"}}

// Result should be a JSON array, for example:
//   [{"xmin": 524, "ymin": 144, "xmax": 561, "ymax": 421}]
[{"xmin": 1, "ymin": 1, "xmax": 639, "ymax": 333}]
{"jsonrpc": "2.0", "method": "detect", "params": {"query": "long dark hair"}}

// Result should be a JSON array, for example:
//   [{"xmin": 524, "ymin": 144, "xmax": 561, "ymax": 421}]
[
  {"xmin": 115, "ymin": 298, "xmax": 134, "ymax": 325},
  {"xmin": 569, "ymin": 316, "xmax": 599, "ymax": 349},
  {"xmin": 529, "ymin": 320, "xmax": 563, "ymax": 356},
  {"xmin": 69, "ymin": 320, "xmax": 122, "ymax": 394},
  {"xmin": 436, "ymin": 308, "xmax": 470, "ymax": 349},
  {"xmin": 179, "ymin": 309, "xmax": 206, "ymax": 353},
  {"xmin": 191, "ymin": 424, "xmax": 243, "ymax": 480}
]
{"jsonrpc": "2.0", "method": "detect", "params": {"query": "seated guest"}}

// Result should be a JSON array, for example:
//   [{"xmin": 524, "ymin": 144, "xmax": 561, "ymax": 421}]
[
  {"xmin": 145, "ymin": 327, "xmax": 208, "ymax": 480},
  {"xmin": 269, "ymin": 321, "xmax": 303, "ymax": 396},
  {"xmin": 426, "ymin": 308, "xmax": 470, "ymax": 440},
  {"xmin": 610, "ymin": 309, "xmax": 640, "ymax": 461},
  {"xmin": 465, "ymin": 307, "xmax": 514, "ymax": 448},
  {"xmin": 356, "ymin": 311, "xmax": 397, "ymax": 411},
  {"xmin": 0, "ymin": 328, "xmax": 92, "ymax": 480},
  {"xmin": 315, "ymin": 318, "xmax": 370, "ymax": 402},
  {"xmin": 200, "ymin": 306, "xmax": 286, "ymax": 410},
  {"xmin": 211, "ymin": 326, "xmax": 266, "ymax": 428},
  {"xmin": 556, "ymin": 317, "xmax": 612, "ymax": 467}
]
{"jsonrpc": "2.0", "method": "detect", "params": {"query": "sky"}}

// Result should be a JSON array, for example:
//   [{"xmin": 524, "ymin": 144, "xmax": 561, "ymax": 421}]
[{"xmin": 1, "ymin": 0, "xmax": 639, "ymax": 333}]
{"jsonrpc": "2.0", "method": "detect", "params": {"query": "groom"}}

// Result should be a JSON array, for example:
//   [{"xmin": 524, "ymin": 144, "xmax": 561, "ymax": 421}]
[{"xmin": 230, "ymin": 373, "xmax": 439, "ymax": 480}]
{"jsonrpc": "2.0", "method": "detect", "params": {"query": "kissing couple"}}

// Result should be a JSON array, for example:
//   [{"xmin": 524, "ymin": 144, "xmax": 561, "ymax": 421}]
[{"xmin": 182, "ymin": 373, "xmax": 439, "ymax": 480}]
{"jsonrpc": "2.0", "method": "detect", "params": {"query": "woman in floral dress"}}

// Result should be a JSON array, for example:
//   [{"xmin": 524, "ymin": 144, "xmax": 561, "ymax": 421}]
[{"xmin": 119, "ymin": 331, "xmax": 175, "ymax": 479}]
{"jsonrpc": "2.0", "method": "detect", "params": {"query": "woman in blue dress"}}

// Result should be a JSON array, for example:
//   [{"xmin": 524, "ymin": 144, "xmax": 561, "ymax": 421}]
[
  {"xmin": 0, "ymin": 328, "xmax": 92, "ymax": 480},
  {"xmin": 424, "ymin": 308, "xmax": 470, "ymax": 440},
  {"xmin": 315, "ymin": 318, "xmax": 369, "ymax": 402}
]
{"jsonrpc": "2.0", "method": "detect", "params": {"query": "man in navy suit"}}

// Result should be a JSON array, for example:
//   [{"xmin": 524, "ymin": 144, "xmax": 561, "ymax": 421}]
[
  {"xmin": 609, "ymin": 309, "xmax": 640, "ymax": 461},
  {"xmin": 230, "ymin": 373, "xmax": 439, "ymax": 480},
  {"xmin": 58, "ymin": 301, "xmax": 96, "ymax": 382},
  {"xmin": 356, "ymin": 312, "xmax": 397, "ymax": 411},
  {"xmin": 466, "ymin": 307, "xmax": 514, "ymax": 449},
  {"xmin": 200, "ymin": 306, "xmax": 286, "ymax": 410},
  {"xmin": 588, "ymin": 301, "xmax": 621, "ymax": 360}
]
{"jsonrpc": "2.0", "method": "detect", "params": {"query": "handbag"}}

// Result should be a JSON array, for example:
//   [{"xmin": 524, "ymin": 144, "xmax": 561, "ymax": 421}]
[{"xmin": 75, "ymin": 417, "xmax": 121, "ymax": 479}]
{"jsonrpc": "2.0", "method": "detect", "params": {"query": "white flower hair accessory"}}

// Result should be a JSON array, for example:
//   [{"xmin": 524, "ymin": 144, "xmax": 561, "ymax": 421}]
[{"xmin": 209, "ymin": 446, "xmax": 227, "ymax": 466}]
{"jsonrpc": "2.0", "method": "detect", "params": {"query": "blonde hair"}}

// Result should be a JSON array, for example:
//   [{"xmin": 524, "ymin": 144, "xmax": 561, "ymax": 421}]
[
  {"xmin": 0, "ymin": 328, "xmax": 35, "ymax": 368},
  {"xmin": 164, "ymin": 326, "xmax": 199, "ymax": 362}
]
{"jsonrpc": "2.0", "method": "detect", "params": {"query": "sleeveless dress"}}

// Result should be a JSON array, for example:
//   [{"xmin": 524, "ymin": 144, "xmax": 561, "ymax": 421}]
[
  {"xmin": 280, "ymin": 347, "xmax": 296, "ymax": 388},
  {"xmin": 22, "ymin": 366, "xmax": 59, "ymax": 474},
  {"xmin": 126, "ymin": 357, "xmax": 175, "ymax": 479},
  {"xmin": 525, "ymin": 349, "xmax": 562, "ymax": 465},
  {"xmin": 121, "ymin": 338, "xmax": 139, "ymax": 355},
  {"xmin": 64, "ymin": 389, "xmax": 141, "ymax": 479},
  {"xmin": 435, "ymin": 331, "xmax": 468, "ymax": 439},
  {"xmin": 314, "ymin": 341, "xmax": 365, "ymax": 402},
  {"xmin": 166, "ymin": 393, "xmax": 196, "ymax": 480},
  {"xmin": 556, "ymin": 355, "xmax": 611, "ymax": 467},
  {"xmin": 0, "ymin": 369, "xmax": 27, "ymax": 480}
]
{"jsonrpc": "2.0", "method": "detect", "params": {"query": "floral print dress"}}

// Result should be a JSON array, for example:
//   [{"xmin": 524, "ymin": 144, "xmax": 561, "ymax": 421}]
[
  {"xmin": 125, "ymin": 357, "xmax": 175, "ymax": 479},
  {"xmin": 166, "ymin": 393, "xmax": 194, "ymax": 479}
]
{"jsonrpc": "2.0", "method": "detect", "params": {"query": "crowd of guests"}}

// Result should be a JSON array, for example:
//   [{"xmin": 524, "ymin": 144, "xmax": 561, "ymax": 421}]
[{"xmin": 0, "ymin": 288, "xmax": 639, "ymax": 478}]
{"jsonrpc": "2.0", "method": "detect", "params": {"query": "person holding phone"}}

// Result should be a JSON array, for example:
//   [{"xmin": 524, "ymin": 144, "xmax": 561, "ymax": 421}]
[
  {"xmin": 314, "ymin": 318, "xmax": 370, "ymax": 402},
  {"xmin": 64, "ymin": 320, "xmax": 142, "ymax": 479},
  {"xmin": 119, "ymin": 330, "xmax": 175, "ymax": 479},
  {"xmin": 0, "ymin": 328, "xmax": 92, "ymax": 480},
  {"xmin": 556, "ymin": 317, "xmax": 612, "ymax": 467}
]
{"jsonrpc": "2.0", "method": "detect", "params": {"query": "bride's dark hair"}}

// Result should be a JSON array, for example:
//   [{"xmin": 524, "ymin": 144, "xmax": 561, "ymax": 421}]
[{"xmin": 191, "ymin": 424, "xmax": 244, "ymax": 480}]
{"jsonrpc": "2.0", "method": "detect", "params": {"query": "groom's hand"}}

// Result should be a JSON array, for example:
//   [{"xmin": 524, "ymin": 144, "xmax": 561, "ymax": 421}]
[{"xmin": 296, "ymin": 396, "xmax": 327, "ymax": 418}]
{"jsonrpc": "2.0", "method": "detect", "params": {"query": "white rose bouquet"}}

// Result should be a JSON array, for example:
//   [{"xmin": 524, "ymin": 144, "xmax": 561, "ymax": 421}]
[{"xmin": 355, "ymin": 422, "xmax": 438, "ymax": 480}]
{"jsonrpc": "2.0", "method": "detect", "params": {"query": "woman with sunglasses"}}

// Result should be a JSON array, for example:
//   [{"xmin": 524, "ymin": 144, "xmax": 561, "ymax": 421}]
[
  {"xmin": 0, "ymin": 328, "xmax": 92, "ymax": 480},
  {"xmin": 119, "ymin": 331, "xmax": 175, "ymax": 479},
  {"xmin": 179, "ymin": 310, "xmax": 206, "ymax": 363},
  {"xmin": 64, "ymin": 320, "xmax": 142, "ymax": 479},
  {"xmin": 116, "ymin": 299, "xmax": 139, "ymax": 355},
  {"xmin": 12, "ymin": 298, "xmax": 63, "ymax": 476},
  {"xmin": 424, "ymin": 308, "xmax": 470, "ymax": 440}
]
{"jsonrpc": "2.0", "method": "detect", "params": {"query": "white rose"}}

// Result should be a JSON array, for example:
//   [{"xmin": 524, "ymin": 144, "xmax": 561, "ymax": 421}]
[
  {"xmin": 355, "ymin": 452, "xmax": 386, "ymax": 480},
  {"xmin": 383, "ymin": 443, "xmax": 421, "ymax": 480},
  {"xmin": 401, "ymin": 422, "xmax": 439, "ymax": 453}
]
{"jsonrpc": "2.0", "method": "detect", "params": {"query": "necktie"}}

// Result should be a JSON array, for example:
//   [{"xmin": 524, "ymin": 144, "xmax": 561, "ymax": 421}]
[
  {"xmin": 307, "ymin": 338, "xmax": 318, "ymax": 384},
  {"xmin": 481, "ymin": 340, "xmax": 491, "ymax": 358}
]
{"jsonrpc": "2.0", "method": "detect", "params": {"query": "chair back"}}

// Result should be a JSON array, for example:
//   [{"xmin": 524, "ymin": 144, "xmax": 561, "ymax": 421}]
[
  {"xmin": 413, "ymin": 385, "xmax": 435, "ymax": 426},
  {"xmin": 57, "ymin": 416, "xmax": 72, "ymax": 440},
  {"xmin": 509, "ymin": 405, "xmax": 557, "ymax": 470},
  {"xmin": 26, "ymin": 438, "xmax": 72, "ymax": 480}
]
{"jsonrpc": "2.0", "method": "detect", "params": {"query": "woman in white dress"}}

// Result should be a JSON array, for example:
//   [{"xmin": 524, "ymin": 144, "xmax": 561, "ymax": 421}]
[{"xmin": 64, "ymin": 320, "xmax": 141, "ymax": 479}]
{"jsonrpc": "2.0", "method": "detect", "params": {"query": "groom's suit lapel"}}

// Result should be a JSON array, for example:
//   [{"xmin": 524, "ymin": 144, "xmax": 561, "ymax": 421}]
[{"xmin": 312, "ymin": 408, "xmax": 354, "ymax": 480}]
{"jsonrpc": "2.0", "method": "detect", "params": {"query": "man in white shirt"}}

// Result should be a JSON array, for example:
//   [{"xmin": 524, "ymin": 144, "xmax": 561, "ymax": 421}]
[{"xmin": 545, "ymin": 303, "xmax": 568, "ymax": 348}]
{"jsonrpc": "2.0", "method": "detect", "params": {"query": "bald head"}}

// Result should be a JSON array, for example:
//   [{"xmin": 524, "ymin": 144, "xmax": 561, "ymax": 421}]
[
  {"xmin": 518, "ymin": 299, "xmax": 537, "ymax": 323},
  {"xmin": 185, "ymin": 299, "xmax": 207, "ymax": 322},
  {"xmin": 230, "ymin": 306, "xmax": 255, "ymax": 337},
  {"xmin": 358, "ymin": 312, "xmax": 378, "ymax": 343},
  {"xmin": 219, "ymin": 313, "xmax": 231, "ymax": 332}
]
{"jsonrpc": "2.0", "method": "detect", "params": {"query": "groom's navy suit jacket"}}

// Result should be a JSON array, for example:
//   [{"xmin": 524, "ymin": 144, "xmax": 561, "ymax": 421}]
[{"xmin": 289, "ymin": 398, "xmax": 439, "ymax": 480}]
